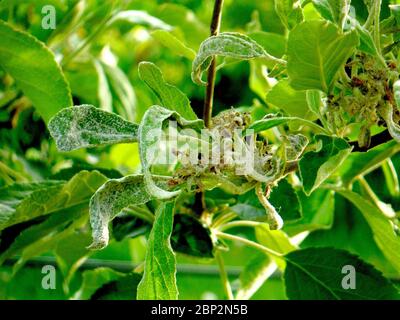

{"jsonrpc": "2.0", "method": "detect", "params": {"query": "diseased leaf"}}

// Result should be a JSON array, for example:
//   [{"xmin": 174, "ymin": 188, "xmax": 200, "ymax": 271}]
[
  {"xmin": 191, "ymin": 32, "xmax": 285, "ymax": 85},
  {"xmin": 89, "ymin": 175, "xmax": 153, "ymax": 250},
  {"xmin": 287, "ymin": 20, "xmax": 359, "ymax": 92},
  {"xmin": 380, "ymin": 104, "xmax": 400, "ymax": 142},
  {"xmin": 394, "ymin": 80, "xmax": 400, "ymax": 108},
  {"xmin": 138, "ymin": 62, "xmax": 197, "ymax": 120},
  {"xmin": 138, "ymin": 105, "xmax": 203, "ymax": 200},
  {"xmin": 299, "ymin": 135, "xmax": 352, "ymax": 194},
  {"xmin": 0, "ymin": 20, "xmax": 72, "ymax": 123},
  {"xmin": 0, "ymin": 170, "xmax": 107, "ymax": 232},
  {"xmin": 275, "ymin": 0, "xmax": 304, "ymax": 30},
  {"xmin": 284, "ymin": 247, "xmax": 400, "ymax": 300},
  {"xmin": 338, "ymin": 190, "xmax": 400, "ymax": 272},
  {"xmin": 151, "ymin": 30, "xmax": 196, "ymax": 60},
  {"xmin": 137, "ymin": 201, "xmax": 178, "ymax": 300},
  {"xmin": 48, "ymin": 105, "xmax": 138, "ymax": 152}
]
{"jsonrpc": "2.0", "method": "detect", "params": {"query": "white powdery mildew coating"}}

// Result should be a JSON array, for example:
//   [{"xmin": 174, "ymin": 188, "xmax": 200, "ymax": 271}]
[
  {"xmin": 48, "ymin": 105, "xmax": 138, "ymax": 151},
  {"xmin": 286, "ymin": 134, "xmax": 309, "ymax": 161},
  {"xmin": 382, "ymin": 104, "xmax": 400, "ymax": 142},
  {"xmin": 88, "ymin": 175, "xmax": 151, "ymax": 249},
  {"xmin": 191, "ymin": 32, "xmax": 269, "ymax": 85},
  {"xmin": 138, "ymin": 105, "xmax": 203, "ymax": 200}
]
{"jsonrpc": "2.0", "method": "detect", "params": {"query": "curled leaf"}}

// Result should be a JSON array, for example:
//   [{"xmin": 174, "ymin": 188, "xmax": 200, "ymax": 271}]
[
  {"xmin": 380, "ymin": 104, "xmax": 400, "ymax": 142},
  {"xmin": 255, "ymin": 183, "xmax": 283, "ymax": 230},
  {"xmin": 138, "ymin": 105, "xmax": 203, "ymax": 199},
  {"xmin": 89, "ymin": 175, "xmax": 152, "ymax": 250},
  {"xmin": 191, "ymin": 32, "xmax": 285, "ymax": 85}
]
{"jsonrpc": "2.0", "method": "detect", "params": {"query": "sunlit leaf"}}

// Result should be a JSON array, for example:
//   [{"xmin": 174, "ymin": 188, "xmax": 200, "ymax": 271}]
[
  {"xmin": 287, "ymin": 20, "xmax": 359, "ymax": 92},
  {"xmin": 137, "ymin": 201, "xmax": 178, "ymax": 300},
  {"xmin": 0, "ymin": 20, "xmax": 72, "ymax": 123}
]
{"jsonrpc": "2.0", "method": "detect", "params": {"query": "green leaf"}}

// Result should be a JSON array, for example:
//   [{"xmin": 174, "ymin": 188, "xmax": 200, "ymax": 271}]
[
  {"xmin": 299, "ymin": 135, "xmax": 352, "ymax": 194},
  {"xmin": 93, "ymin": 60, "xmax": 113, "ymax": 113},
  {"xmin": 236, "ymin": 253, "xmax": 275, "ymax": 300},
  {"xmin": 91, "ymin": 273, "xmax": 142, "ymax": 300},
  {"xmin": 269, "ymin": 179, "xmax": 302, "ymax": 221},
  {"xmin": 111, "ymin": 211, "xmax": 151, "ymax": 242},
  {"xmin": 337, "ymin": 190, "xmax": 400, "ymax": 272},
  {"xmin": 284, "ymin": 188, "xmax": 335, "ymax": 235},
  {"xmin": 0, "ymin": 203, "xmax": 87, "ymax": 266},
  {"xmin": 266, "ymin": 79, "xmax": 318, "ymax": 120},
  {"xmin": 0, "ymin": 20, "xmax": 72, "ymax": 123},
  {"xmin": 48, "ymin": 105, "xmax": 139, "ymax": 152},
  {"xmin": 107, "ymin": 10, "xmax": 171, "ymax": 30},
  {"xmin": 138, "ymin": 105, "xmax": 203, "ymax": 200},
  {"xmin": 248, "ymin": 31, "xmax": 287, "ymax": 58},
  {"xmin": 151, "ymin": 30, "xmax": 196, "ymax": 60},
  {"xmin": 256, "ymin": 224, "xmax": 297, "ymax": 269},
  {"xmin": 102, "ymin": 63, "xmax": 136, "ymax": 122},
  {"xmin": 191, "ymin": 32, "xmax": 285, "ymax": 85},
  {"xmin": 171, "ymin": 214, "xmax": 214, "ymax": 258},
  {"xmin": 284, "ymin": 247, "xmax": 400, "ymax": 299},
  {"xmin": 275, "ymin": 0, "xmax": 304, "ymax": 30},
  {"xmin": 137, "ymin": 201, "xmax": 178, "ymax": 300},
  {"xmin": 232, "ymin": 179, "xmax": 301, "ymax": 222},
  {"xmin": 72, "ymin": 267, "xmax": 124, "ymax": 300},
  {"xmin": 138, "ymin": 62, "xmax": 197, "ymax": 120},
  {"xmin": 353, "ymin": 20, "xmax": 380, "ymax": 56},
  {"xmin": 89, "ymin": 175, "xmax": 153, "ymax": 250},
  {"xmin": 0, "ymin": 170, "xmax": 107, "ymax": 231},
  {"xmin": 156, "ymin": 4, "xmax": 208, "ymax": 49},
  {"xmin": 312, "ymin": 0, "xmax": 350, "ymax": 28},
  {"xmin": 287, "ymin": 20, "xmax": 359, "ymax": 92},
  {"xmin": 249, "ymin": 115, "xmax": 327, "ymax": 134},
  {"xmin": 302, "ymin": 193, "xmax": 400, "ymax": 277},
  {"xmin": 337, "ymin": 140, "xmax": 400, "ymax": 186}
]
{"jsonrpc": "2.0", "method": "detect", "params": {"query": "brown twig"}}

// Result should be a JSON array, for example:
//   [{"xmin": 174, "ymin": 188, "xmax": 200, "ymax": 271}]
[
  {"xmin": 194, "ymin": 0, "xmax": 225, "ymax": 216},
  {"xmin": 203, "ymin": 0, "xmax": 224, "ymax": 128}
]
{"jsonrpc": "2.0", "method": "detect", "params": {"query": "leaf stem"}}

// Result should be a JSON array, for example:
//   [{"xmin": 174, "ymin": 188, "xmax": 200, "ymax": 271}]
[
  {"xmin": 219, "ymin": 220, "xmax": 262, "ymax": 231},
  {"xmin": 382, "ymin": 159, "xmax": 400, "ymax": 197},
  {"xmin": 215, "ymin": 231, "xmax": 283, "ymax": 258},
  {"xmin": 215, "ymin": 250, "xmax": 234, "ymax": 300},
  {"xmin": 373, "ymin": 0, "xmax": 382, "ymax": 53},
  {"xmin": 203, "ymin": 0, "xmax": 224, "ymax": 128}
]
